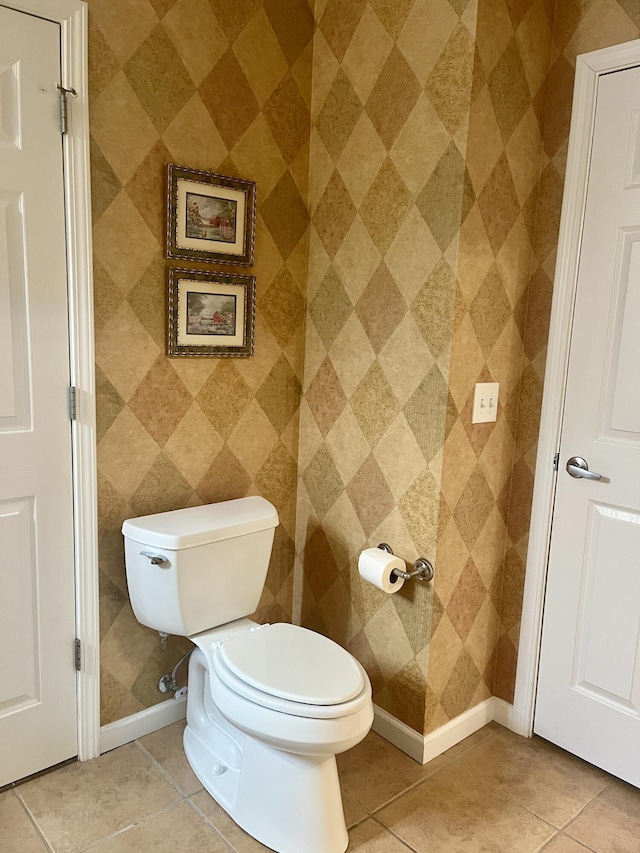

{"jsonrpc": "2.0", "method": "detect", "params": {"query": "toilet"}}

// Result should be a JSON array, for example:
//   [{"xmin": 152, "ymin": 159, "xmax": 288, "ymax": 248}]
[{"xmin": 122, "ymin": 496, "xmax": 373, "ymax": 853}]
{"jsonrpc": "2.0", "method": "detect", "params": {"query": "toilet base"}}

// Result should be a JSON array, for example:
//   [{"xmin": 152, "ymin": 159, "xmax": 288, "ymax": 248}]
[{"xmin": 184, "ymin": 650, "xmax": 349, "ymax": 853}]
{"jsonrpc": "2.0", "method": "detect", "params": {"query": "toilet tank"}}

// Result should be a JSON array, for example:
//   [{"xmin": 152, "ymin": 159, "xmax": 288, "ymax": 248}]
[{"xmin": 122, "ymin": 497, "xmax": 279, "ymax": 637}]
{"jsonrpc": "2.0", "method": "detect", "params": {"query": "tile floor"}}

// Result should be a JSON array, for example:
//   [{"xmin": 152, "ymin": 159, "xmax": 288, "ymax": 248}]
[{"xmin": 2, "ymin": 721, "xmax": 639, "ymax": 852}]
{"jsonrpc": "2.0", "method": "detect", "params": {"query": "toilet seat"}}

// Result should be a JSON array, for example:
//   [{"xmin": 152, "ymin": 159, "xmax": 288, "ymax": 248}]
[
  {"xmin": 221, "ymin": 623, "xmax": 364, "ymax": 704},
  {"xmin": 193, "ymin": 623, "xmax": 371, "ymax": 720}
]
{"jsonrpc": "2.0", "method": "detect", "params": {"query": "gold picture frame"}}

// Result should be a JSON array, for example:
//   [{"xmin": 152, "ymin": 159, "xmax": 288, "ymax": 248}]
[
  {"xmin": 166, "ymin": 164, "xmax": 256, "ymax": 266},
  {"xmin": 168, "ymin": 267, "xmax": 256, "ymax": 357}
]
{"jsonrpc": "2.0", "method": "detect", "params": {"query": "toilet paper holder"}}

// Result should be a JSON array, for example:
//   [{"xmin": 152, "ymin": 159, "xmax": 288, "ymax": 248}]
[{"xmin": 378, "ymin": 543, "xmax": 434, "ymax": 582}]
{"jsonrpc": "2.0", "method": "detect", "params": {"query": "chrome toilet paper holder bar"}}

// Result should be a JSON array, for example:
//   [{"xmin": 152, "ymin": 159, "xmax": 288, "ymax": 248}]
[{"xmin": 378, "ymin": 543, "xmax": 434, "ymax": 583}]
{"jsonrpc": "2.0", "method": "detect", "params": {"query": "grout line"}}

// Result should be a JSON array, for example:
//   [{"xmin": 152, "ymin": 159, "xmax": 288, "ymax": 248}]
[
  {"xmin": 13, "ymin": 787, "xmax": 55, "ymax": 853},
  {"xmin": 558, "ymin": 776, "xmax": 616, "ymax": 836},
  {"xmin": 133, "ymin": 735, "xmax": 201, "ymax": 799},
  {"xmin": 15, "ymin": 738, "xmax": 194, "ymax": 853},
  {"xmin": 81, "ymin": 822, "xmax": 137, "ymax": 850},
  {"xmin": 352, "ymin": 729, "xmax": 611, "ymax": 852},
  {"xmin": 367, "ymin": 774, "xmax": 435, "ymax": 817},
  {"xmin": 446, "ymin": 735, "xmax": 610, "ymax": 835},
  {"xmin": 536, "ymin": 830, "xmax": 561, "ymax": 851},
  {"xmin": 186, "ymin": 795, "xmax": 240, "ymax": 853},
  {"xmin": 443, "ymin": 723, "xmax": 496, "ymax": 758},
  {"xmin": 361, "ymin": 753, "xmax": 456, "ymax": 817},
  {"xmin": 540, "ymin": 831, "xmax": 599, "ymax": 853},
  {"xmin": 413, "ymin": 757, "xmax": 560, "ymax": 839},
  {"xmin": 342, "ymin": 792, "xmax": 370, "ymax": 831},
  {"xmin": 514, "ymin": 776, "xmax": 608, "ymax": 834},
  {"xmin": 78, "ymin": 801, "xmax": 191, "ymax": 852},
  {"xmin": 346, "ymin": 813, "xmax": 370, "ymax": 832},
  {"xmin": 370, "ymin": 815, "xmax": 422, "ymax": 853},
  {"xmin": 551, "ymin": 833, "xmax": 598, "ymax": 853}
]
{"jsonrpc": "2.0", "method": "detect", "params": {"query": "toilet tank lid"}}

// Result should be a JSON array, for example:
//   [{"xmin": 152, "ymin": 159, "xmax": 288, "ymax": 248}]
[{"xmin": 122, "ymin": 497, "xmax": 279, "ymax": 550}]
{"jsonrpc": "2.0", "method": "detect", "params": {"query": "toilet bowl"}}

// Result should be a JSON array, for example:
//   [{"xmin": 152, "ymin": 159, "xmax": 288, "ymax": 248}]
[
  {"xmin": 193, "ymin": 621, "xmax": 372, "ymax": 753},
  {"xmin": 122, "ymin": 498, "xmax": 374, "ymax": 853},
  {"xmin": 185, "ymin": 620, "xmax": 373, "ymax": 853}
]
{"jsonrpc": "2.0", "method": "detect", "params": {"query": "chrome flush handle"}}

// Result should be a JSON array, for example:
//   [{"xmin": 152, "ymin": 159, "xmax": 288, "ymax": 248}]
[
  {"xmin": 139, "ymin": 550, "xmax": 170, "ymax": 566},
  {"xmin": 566, "ymin": 456, "xmax": 603, "ymax": 481}
]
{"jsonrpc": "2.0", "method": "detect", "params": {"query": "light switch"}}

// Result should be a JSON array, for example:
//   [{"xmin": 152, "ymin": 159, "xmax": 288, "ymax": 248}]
[{"xmin": 472, "ymin": 382, "xmax": 499, "ymax": 423}]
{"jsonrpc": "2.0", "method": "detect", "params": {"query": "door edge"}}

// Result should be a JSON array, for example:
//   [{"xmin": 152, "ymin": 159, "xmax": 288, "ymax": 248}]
[
  {"xmin": 513, "ymin": 39, "xmax": 640, "ymax": 737},
  {"xmin": 62, "ymin": 1, "xmax": 100, "ymax": 763}
]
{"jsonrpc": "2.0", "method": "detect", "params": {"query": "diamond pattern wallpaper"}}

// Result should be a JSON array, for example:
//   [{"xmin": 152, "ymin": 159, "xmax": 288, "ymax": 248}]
[
  {"xmin": 90, "ymin": 0, "xmax": 314, "ymax": 724},
  {"xmin": 298, "ymin": 0, "xmax": 640, "ymax": 734},
  {"xmin": 489, "ymin": 0, "xmax": 640, "ymax": 703},
  {"xmin": 89, "ymin": 0, "xmax": 640, "ymax": 732},
  {"xmin": 428, "ymin": 0, "xmax": 555, "ymax": 728},
  {"xmin": 297, "ymin": 0, "xmax": 480, "ymax": 733}
]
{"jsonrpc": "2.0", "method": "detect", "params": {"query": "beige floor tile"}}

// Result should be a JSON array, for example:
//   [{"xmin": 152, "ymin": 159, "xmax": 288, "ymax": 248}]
[
  {"xmin": 565, "ymin": 780, "xmax": 640, "ymax": 853},
  {"xmin": 542, "ymin": 835, "xmax": 594, "ymax": 852},
  {"xmin": 343, "ymin": 792, "xmax": 368, "ymax": 828},
  {"xmin": 191, "ymin": 790, "xmax": 272, "ymax": 852},
  {"xmin": 442, "ymin": 722, "xmax": 499, "ymax": 760},
  {"xmin": 138, "ymin": 721, "xmax": 203, "ymax": 796},
  {"xmin": 337, "ymin": 730, "xmax": 449, "ymax": 812},
  {"xmin": 18, "ymin": 743, "xmax": 182, "ymax": 853},
  {"xmin": 0, "ymin": 790, "xmax": 48, "ymax": 853},
  {"xmin": 377, "ymin": 762, "xmax": 555, "ymax": 852},
  {"xmin": 348, "ymin": 818, "xmax": 415, "ymax": 851},
  {"xmin": 453, "ymin": 728, "xmax": 610, "ymax": 827},
  {"xmin": 8, "ymin": 722, "xmax": 636, "ymax": 853},
  {"xmin": 87, "ymin": 802, "xmax": 229, "ymax": 852}
]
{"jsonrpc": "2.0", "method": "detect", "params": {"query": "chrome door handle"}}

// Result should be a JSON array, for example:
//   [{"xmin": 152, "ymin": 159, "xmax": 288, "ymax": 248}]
[{"xmin": 566, "ymin": 456, "xmax": 602, "ymax": 480}]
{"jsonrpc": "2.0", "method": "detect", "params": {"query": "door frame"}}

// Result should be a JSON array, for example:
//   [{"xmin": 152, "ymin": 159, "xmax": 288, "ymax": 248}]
[
  {"xmin": 0, "ymin": 0, "xmax": 99, "ymax": 760},
  {"xmin": 512, "ymin": 39, "xmax": 640, "ymax": 737}
]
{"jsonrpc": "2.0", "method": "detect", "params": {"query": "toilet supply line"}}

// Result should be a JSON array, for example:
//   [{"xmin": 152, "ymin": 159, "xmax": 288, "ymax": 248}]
[{"xmin": 158, "ymin": 646, "xmax": 193, "ymax": 698}]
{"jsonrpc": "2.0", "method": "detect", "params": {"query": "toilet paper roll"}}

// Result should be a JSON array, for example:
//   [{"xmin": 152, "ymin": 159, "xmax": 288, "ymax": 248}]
[{"xmin": 358, "ymin": 548, "xmax": 406, "ymax": 593}]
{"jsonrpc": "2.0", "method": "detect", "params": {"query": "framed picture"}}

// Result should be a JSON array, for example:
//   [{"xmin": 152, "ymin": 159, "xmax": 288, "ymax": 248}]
[
  {"xmin": 166, "ymin": 164, "xmax": 257, "ymax": 266},
  {"xmin": 168, "ymin": 268, "xmax": 256, "ymax": 357}
]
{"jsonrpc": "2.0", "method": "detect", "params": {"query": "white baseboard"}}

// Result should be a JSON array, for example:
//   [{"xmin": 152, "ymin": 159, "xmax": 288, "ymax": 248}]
[
  {"xmin": 421, "ymin": 697, "xmax": 496, "ymax": 764},
  {"xmin": 492, "ymin": 696, "xmax": 521, "ymax": 733},
  {"xmin": 99, "ymin": 694, "xmax": 519, "ymax": 763},
  {"xmin": 374, "ymin": 697, "xmax": 518, "ymax": 765},
  {"xmin": 99, "ymin": 696, "xmax": 186, "ymax": 754},
  {"xmin": 372, "ymin": 705, "xmax": 426, "ymax": 763}
]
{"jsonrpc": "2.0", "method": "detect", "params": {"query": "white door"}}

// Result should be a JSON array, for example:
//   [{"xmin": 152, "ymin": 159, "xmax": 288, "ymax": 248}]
[
  {"xmin": 535, "ymin": 65, "xmax": 640, "ymax": 786},
  {"xmin": 0, "ymin": 6, "xmax": 77, "ymax": 785}
]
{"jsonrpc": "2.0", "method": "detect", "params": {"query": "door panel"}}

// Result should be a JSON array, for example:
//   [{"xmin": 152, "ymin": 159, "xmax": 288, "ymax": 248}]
[
  {"xmin": 575, "ymin": 502, "xmax": 640, "ymax": 710},
  {"xmin": 0, "ymin": 497, "xmax": 39, "ymax": 712},
  {"xmin": 609, "ymin": 232, "xmax": 640, "ymax": 435},
  {"xmin": 0, "ymin": 58, "xmax": 20, "ymax": 149},
  {"xmin": 0, "ymin": 190, "xmax": 30, "ymax": 427},
  {"xmin": 535, "ymin": 65, "xmax": 640, "ymax": 786},
  {"xmin": 0, "ymin": 6, "xmax": 77, "ymax": 786}
]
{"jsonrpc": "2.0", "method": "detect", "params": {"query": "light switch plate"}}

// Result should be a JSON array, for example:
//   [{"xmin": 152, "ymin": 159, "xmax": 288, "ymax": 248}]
[{"xmin": 472, "ymin": 382, "xmax": 499, "ymax": 423}]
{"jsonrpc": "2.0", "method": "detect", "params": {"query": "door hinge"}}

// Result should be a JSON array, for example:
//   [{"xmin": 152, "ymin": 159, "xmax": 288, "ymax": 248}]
[
  {"xmin": 68, "ymin": 386, "xmax": 77, "ymax": 421},
  {"xmin": 74, "ymin": 638, "xmax": 81, "ymax": 672},
  {"xmin": 57, "ymin": 84, "xmax": 77, "ymax": 135},
  {"xmin": 553, "ymin": 452, "xmax": 559, "ymax": 471}
]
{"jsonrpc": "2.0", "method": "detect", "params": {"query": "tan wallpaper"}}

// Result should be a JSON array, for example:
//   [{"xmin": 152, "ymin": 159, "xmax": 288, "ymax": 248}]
[
  {"xmin": 489, "ymin": 0, "xmax": 640, "ymax": 702},
  {"xmin": 297, "ymin": 0, "xmax": 479, "ymax": 733},
  {"xmin": 298, "ymin": 0, "xmax": 640, "ymax": 733},
  {"xmin": 91, "ymin": 0, "xmax": 640, "ymax": 733},
  {"xmin": 90, "ymin": 0, "xmax": 314, "ymax": 725},
  {"xmin": 428, "ymin": 0, "xmax": 554, "ymax": 728}
]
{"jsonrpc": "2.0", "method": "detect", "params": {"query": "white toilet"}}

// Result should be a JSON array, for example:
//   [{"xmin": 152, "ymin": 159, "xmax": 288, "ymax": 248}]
[{"xmin": 122, "ymin": 496, "xmax": 373, "ymax": 853}]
